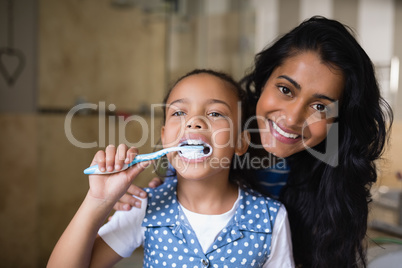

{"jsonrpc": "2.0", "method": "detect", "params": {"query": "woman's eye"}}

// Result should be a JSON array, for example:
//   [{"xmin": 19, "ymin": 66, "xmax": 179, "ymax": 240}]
[
  {"xmin": 278, "ymin": 86, "xmax": 292, "ymax": 97},
  {"xmin": 172, "ymin": 111, "xmax": 186, "ymax": 116},
  {"xmin": 312, "ymin": 104, "xmax": 327, "ymax": 112}
]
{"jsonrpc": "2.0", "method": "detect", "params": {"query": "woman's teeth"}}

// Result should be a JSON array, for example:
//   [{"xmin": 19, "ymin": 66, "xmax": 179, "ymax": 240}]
[{"xmin": 272, "ymin": 121, "xmax": 299, "ymax": 139}]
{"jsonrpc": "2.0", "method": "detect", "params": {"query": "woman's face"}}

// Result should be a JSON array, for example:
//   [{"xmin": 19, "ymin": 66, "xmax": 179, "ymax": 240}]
[{"xmin": 256, "ymin": 51, "xmax": 344, "ymax": 158}]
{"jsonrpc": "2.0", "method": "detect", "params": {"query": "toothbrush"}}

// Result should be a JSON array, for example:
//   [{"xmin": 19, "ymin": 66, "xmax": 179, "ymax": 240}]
[{"xmin": 83, "ymin": 146, "xmax": 204, "ymax": 175}]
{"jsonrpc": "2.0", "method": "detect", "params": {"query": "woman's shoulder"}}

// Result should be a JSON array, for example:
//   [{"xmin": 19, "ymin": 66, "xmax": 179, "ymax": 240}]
[{"xmin": 251, "ymin": 159, "xmax": 290, "ymax": 198}]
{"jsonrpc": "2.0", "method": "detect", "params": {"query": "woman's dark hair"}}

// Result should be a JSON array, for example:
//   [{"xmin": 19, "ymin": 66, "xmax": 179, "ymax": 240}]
[
  {"xmin": 156, "ymin": 69, "xmax": 251, "ymax": 188},
  {"xmin": 241, "ymin": 16, "xmax": 393, "ymax": 267}
]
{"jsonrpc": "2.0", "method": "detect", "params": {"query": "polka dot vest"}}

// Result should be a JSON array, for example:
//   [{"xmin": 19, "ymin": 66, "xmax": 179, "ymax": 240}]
[{"xmin": 142, "ymin": 178, "xmax": 281, "ymax": 267}]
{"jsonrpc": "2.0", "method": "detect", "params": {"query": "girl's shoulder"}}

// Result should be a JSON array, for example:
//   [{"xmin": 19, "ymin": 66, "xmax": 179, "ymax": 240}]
[
  {"xmin": 236, "ymin": 188, "xmax": 282, "ymax": 233},
  {"xmin": 239, "ymin": 187, "xmax": 282, "ymax": 212},
  {"xmin": 144, "ymin": 177, "xmax": 177, "ymax": 198}
]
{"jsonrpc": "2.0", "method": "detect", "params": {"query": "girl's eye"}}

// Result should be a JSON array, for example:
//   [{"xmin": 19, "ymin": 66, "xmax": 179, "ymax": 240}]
[
  {"xmin": 278, "ymin": 86, "xmax": 292, "ymax": 97},
  {"xmin": 312, "ymin": 104, "xmax": 327, "ymax": 112},
  {"xmin": 172, "ymin": 111, "xmax": 186, "ymax": 116},
  {"xmin": 208, "ymin": 112, "xmax": 223, "ymax": 117}
]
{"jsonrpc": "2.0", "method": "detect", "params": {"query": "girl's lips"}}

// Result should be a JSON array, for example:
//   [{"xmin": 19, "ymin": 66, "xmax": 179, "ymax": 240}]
[
  {"xmin": 179, "ymin": 133, "xmax": 209, "ymax": 145},
  {"xmin": 269, "ymin": 120, "xmax": 303, "ymax": 144},
  {"xmin": 177, "ymin": 134, "xmax": 213, "ymax": 162}
]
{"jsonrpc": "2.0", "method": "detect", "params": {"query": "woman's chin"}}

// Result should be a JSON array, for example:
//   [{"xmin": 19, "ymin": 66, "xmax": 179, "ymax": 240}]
[{"xmin": 261, "ymin": 143, "xmax": 303, "ymax": 158}]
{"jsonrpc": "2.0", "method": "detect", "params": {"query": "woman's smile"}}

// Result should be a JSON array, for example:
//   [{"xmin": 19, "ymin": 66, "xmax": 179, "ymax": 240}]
[{"xmin": 270, "ymin": 120, "xmax": 302, "ymax": 144}]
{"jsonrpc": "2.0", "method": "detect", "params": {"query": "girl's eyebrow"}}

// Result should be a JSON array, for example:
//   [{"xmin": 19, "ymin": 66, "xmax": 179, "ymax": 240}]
[
  {"xmin": 277, "ymin": 75, "xmax": 337, "ymax": 103},
  {"xmin": 168, "ymin": 98, "xmax": 187, "ymax": 107},
  {"xmin": 206, "ymin": 99, "xmax": 232, "ymax": 111},
  {"xmin": 168, "ymin": 98, "xmax": 232, "ymax": 110}
]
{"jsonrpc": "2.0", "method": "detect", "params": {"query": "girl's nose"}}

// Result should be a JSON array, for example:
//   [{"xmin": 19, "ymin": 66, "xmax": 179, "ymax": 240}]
[{"xmin": 186, "ymin": 116, "xmax": 207, "ymax": 129}]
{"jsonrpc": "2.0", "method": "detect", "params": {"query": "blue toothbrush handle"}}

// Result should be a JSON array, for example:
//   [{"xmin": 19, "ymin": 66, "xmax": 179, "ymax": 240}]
[
  {"xmin": 83, "ymin": 154, "xmax": 155, "ymax": 175},
  {"xmin": 83, "ymin": 146, "xmax": 204, "ymax": 175},
  {"xmin": 83, "ymin": 163, "xmax": 130, "ymax": 175}
]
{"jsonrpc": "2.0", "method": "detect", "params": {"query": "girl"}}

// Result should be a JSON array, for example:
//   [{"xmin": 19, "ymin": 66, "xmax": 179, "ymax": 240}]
[
  {"xmin": 119, "ymin": 17, "xmax": 393, "ymax": 267},
  {"xmin": 47, "ymin": 69, "xmax": 295, "ymax": 267}
]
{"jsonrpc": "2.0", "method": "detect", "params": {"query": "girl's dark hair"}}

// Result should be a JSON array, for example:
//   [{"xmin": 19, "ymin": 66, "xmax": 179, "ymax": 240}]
[
  {"xmin": 162, "ymin": 69, "xmax": 248, "ymax": 127},
  {"xmin": 156, "ymin": 69, "xmax": 250, "ymax": 188},
  {"xmin": 241, "ymin": 16, "xmax": 393, "ymax": 267}
]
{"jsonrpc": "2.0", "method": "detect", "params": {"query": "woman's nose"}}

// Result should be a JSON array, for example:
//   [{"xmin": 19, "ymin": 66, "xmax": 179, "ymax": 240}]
[
  {"xmin": 285, "ymin": 101, "xmax": 306, "ymax": 127},
  {"xmin": 186, "ymin": 116, "xmax": 207, "ymax": 129}
]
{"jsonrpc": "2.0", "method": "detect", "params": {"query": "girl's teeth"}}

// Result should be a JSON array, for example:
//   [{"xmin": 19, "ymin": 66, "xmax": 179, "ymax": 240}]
[
  {"xmin": 272, "ymin": 121, "xmax": 299, "ymax": 139},
  {"xmin": 183, "ymin": 139, "xmax": 201, "ymax": 146},
  {"xmin": 179, "ymin": 139, "xmax": 213, "ymax": 159}
]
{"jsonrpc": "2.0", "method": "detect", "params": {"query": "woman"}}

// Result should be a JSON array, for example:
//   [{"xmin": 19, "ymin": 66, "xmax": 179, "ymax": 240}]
[{"xmin": 117, "ymin": 16, "xmax": 393, "ymax": 267}]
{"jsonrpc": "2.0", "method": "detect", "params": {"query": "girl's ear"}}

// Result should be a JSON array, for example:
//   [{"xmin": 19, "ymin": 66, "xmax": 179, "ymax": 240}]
[
  {"xmin": 161, "ymin": 126, "xmax": 165, "ymax": 145},
  {"xmin": 235, "ymin": 130, "xmax": 250, "ymax": 156}
]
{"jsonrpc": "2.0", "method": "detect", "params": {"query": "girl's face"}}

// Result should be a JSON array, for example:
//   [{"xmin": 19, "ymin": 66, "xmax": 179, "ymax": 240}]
[
  {"xmin": 162, "ymin": 73, "xmax": 248, "ymax": 180},
  {"xmin": 256, "ymin": 51, "xmax": 344, "ymax": 158}
]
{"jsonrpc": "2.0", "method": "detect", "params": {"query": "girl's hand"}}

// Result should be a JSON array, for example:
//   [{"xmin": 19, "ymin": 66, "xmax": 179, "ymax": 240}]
[
  {"xmin": 87, "ymin": 144, "xmax": 150, "ymax": 205},
  {"xmin": 112, "ymin": 177, "xmax": 164, "ymax": 211}
]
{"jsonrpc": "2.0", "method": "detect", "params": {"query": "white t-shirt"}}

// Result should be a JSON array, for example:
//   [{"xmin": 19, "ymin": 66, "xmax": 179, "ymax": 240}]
[{"xmin": 99, "ymin": 191, "xmax": 295, "ymax": 267}]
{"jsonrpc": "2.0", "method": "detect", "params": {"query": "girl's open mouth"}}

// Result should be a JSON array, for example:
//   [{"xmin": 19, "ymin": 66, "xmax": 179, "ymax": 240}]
[{"xmin": 178, "ymin": 139, "xmax": 213, "ymax": 160}]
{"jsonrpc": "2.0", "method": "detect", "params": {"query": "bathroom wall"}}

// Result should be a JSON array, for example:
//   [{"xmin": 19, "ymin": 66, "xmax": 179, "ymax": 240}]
[
  {"xmin": 0, "ymin": 115, "xmax": 38, "ymax": 267},
  {"xmin": 37, "ymin": 114, "xmax": 162, "ymax": 266},
  {"xmin": 1, "ymin": 0, "xmax": 167, "ymax": 266},
  {"xmin": 0, "ymin": 0, "xmax": 36, "ymax": 112},
  {"xmin": 378, "ymin": 121, "xmax": 402, "ymax": 188},
  {"xmin": 37, "ymin": 1, "xmax": 167, "ymax": 266},
  {"xmin": 0, "ymin": 0, "xmax": 402, "ymax": 267},
  {"xmin": 38, "ymin": 0, "xmax": 167, "ymax": 111},
  {"xmin": 0, "ymin": 0, "xmax": 39, "ymax": 266}
]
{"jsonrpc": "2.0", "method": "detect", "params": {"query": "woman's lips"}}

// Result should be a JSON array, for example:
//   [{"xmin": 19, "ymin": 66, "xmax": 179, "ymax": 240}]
[{"xmin": 269, "ymin": 120, "xmax": 302, "ymax": 144}]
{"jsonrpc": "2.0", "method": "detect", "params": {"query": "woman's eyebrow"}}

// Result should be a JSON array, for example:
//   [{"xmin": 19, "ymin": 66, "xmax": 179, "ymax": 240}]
[
  {"xmin": 277, "ymin": 75, "xmax": 337, "ymax": 102},
  {"xmin": 278, "ymin": 75, "xmax": 301, "ymax": 90},
  {"xmin": 312, "ymin": 93, "xmax": 336, "ymax": 103}
]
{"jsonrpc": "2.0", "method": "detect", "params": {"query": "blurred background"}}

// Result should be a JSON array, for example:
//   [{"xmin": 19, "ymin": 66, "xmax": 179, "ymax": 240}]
[{"xmin": 0, "ymin": 0, "xmax": 401, "ymax": 267}]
